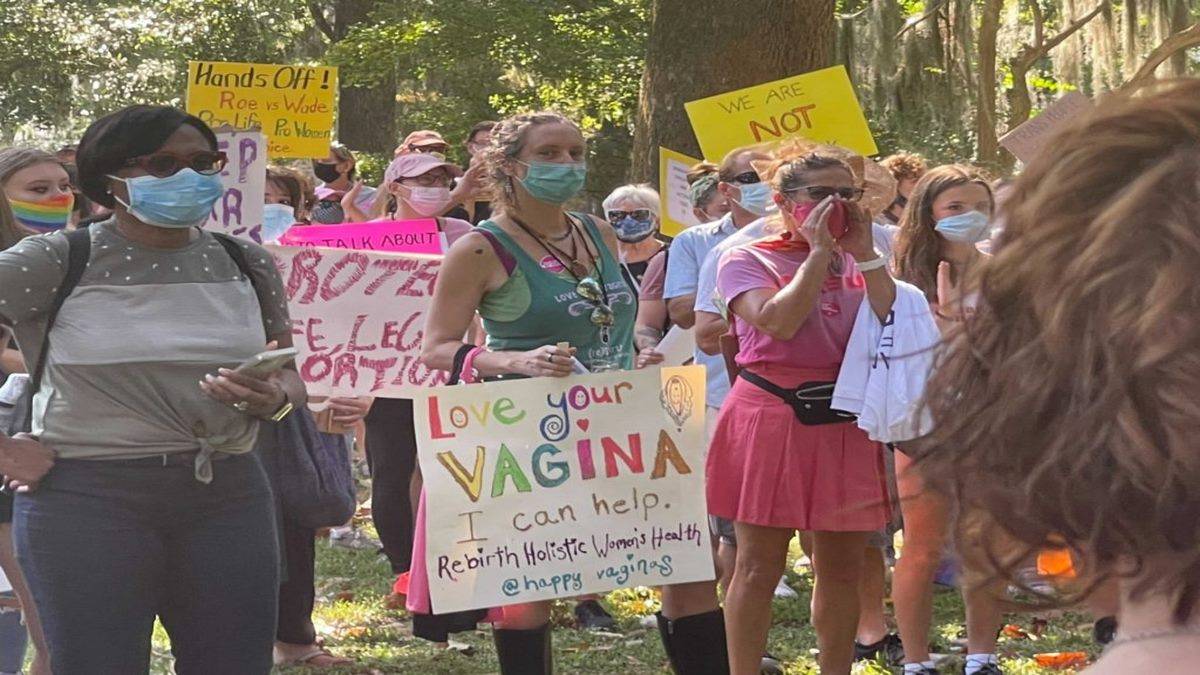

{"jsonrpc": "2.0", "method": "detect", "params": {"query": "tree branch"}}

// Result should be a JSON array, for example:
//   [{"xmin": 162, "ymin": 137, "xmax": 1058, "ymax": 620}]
[
  {"xmin": 896, "ymin": 0, "xmax": 949, "ymax": 38},
  {"xmin": 308, "ymin": 2, "xmax": 336, "ymax": 42},
  {"xmin": 1123, "ymin": 23, "xmax": 1200, "ymax": 89},
  {"xmin": 1028, "ymin": 0, "xmax": 1045, "ymax": 50}
]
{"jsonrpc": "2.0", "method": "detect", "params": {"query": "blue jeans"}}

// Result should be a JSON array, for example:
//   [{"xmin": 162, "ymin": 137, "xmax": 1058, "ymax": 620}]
[
  {"xmin": 13, "ymin": 452, "xmax": 279, "ymax": 675},
  {"xmin": 0, "ymin": 596, "xmax": 26, "ymax": 674}
]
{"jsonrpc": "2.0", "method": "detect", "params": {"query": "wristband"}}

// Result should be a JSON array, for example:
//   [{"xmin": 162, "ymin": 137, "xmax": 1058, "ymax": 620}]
[
  {"xmin": 855, "ymin": 254, "xmax": 889, "ymax": 272},
  {"xmin": 460, "ymin": 346, "xmax": 486, "ymax": 384}
]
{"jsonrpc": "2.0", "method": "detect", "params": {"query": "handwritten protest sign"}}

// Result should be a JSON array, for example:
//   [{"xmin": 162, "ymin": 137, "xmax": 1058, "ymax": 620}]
[
  {"xmin": 186, "ymin": 61, "xmax": 337, "ymax": 158},
  {"xmin": 414, "ymin": 366, "xmax": 712, "ymax": 613},
  {"xmin": 658, "ymin": 147, "xmax": 704, "ymax": 237},
  {"xmin": 685, "ymin": 66, "xmax": 877, "ymax": 161},
  {"xmin": 999, "ymin": 91, "xmax": 1093, "ymax": 164},
  {"xmin": 205, "ymin": 128, "xmax": 266, "ymax": 242},
  {"xmin": 267, "ymin": 245, "xmax": 448, "ymax": 398},
  {"xmin": 278, "ymin": 219, "xmax": 443, "ymax": 255}
]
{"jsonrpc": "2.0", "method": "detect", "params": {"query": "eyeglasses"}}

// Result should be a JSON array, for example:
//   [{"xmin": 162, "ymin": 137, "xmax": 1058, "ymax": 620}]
[
  {"xmin": 786, "ymin": 185, "xmax": 865, "ymax": 202},
  {"xmin": 411, "ymin": 144, "xmax": 449, "ymax": 156},
  {"xmin": 575, "ymin": 276, "xmax": 615, "ymax": 329},
  {"xmin": 397, "ymin": 173, "xmax": 452, "ymax": 187},
  {"xmin": 605, "ymin": 209, "xmax": 652, "ymax": 224},
  {"xmin": 124, "ymin": 151, "xmax": 227, "ymax": 178},
  {"xmin": 729, "ymin": 171, "xmax": 762, "ymax": 185}
]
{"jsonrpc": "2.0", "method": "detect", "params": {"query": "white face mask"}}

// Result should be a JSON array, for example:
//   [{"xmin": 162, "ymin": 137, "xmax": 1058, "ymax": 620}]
[{"xmin": 399, "ymin": 186, "xmax": 452, "ymax": 217}]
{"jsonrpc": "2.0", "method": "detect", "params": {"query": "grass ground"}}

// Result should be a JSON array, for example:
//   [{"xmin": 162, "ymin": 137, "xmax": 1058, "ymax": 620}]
[{"xmin": 147, "ymin": 523, "xmax": 1100, "ymax": 674}]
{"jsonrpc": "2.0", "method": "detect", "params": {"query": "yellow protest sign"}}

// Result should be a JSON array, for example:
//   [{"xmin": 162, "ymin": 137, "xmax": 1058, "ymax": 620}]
[
  {"xmin": 684, "ymin": 66, "xmax": 877, "ymax": 161},
  {"xmin": 657, "ymin": 147, "xmax": 704, "ymax": 238},
  {"xmin": 186, "ymin": 61, "xmax": 337, "ymax": 159}
]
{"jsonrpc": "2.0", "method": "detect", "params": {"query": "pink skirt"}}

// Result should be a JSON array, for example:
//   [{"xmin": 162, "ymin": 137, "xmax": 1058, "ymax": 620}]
[
  {"xmin": 706, "ymin": 363, "xmax": 890, "ymax": 531},
  {"xmin": 405, "ymin": 492, "xmax": 505, "ymax": 622}
]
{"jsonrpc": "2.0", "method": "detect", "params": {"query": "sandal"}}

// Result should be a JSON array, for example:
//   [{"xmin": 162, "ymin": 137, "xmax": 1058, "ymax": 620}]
[{"xmin": 280, "ymin": 647, "xmax": 354, "ymax": 668}]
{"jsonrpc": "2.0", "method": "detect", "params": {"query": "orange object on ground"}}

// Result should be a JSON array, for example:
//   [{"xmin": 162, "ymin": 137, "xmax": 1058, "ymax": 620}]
[
  {"xmin": 1037, "ymin": 547, "xmax": 1077, "ymax": 578},
  {"xmin": 1033, "ymin": 652, "xmax": 1089, "ymax": 669}
]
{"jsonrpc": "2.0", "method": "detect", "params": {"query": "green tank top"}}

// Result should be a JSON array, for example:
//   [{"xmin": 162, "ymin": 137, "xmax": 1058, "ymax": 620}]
[{"xmin": 476, "ymin": 214, "xmax": 636, "ymax": 371}]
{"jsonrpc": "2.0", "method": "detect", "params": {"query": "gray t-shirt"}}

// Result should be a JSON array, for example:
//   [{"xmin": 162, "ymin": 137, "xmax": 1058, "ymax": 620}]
[{"xmin": 0, "ymin": 220, "xmax": 290, "ymax": 476}]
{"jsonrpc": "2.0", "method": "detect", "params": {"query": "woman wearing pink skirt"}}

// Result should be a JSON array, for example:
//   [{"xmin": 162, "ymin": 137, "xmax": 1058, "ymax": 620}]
[{"xmin": 711, "ymin": 148, "xmax": 896, "ymax": 674}]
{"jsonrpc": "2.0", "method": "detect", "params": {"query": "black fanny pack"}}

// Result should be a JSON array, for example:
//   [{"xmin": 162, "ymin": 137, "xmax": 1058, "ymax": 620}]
[{"xmin": 738, "ymin": 370, "xmax": 857, "ymax": 426}]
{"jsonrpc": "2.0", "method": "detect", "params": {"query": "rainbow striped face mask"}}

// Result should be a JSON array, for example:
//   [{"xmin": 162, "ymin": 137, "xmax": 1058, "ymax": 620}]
[{"xmin": 9, "ymin": 193, "xmax": 75, "ymax": 233}]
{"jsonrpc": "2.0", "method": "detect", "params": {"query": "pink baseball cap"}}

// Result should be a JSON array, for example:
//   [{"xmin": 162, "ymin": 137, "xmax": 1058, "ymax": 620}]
[{"xmin": 384, "ymin": 153, "xmax": 464, "ymax": 184}]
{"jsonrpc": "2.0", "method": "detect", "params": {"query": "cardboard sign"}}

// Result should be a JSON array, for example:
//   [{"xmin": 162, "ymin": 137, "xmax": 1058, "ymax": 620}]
[
  {"xmin": 685, "ymin": 66, "xmax": 878, "ymax": 161},
  {"xmin": 415, "ymin": 366, "xmax": 712, "ymax": 613},
  {"xmin": 186, "ymin": 61, "xmax": 337, "ymax": 158},
  {"xmin": 999, "ymin": 92, "xmax": 1093, "ymax": 164},
  {"xmin": 278, "ymin": 219, "xmax": 443, "ymax": 255},
  {"xmin": 268, "ymin": 245, "xmax": 449, "ymax": 398},
  {"xmin": 205, "ymin": 128, "xmax": 267, "ymax": 243},
  {"xmin": 658, "ymin": 147, "xmax": 704, "ymax": 238}
]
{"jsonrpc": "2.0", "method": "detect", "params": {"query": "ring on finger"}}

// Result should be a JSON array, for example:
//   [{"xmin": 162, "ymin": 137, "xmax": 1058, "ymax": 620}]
[
  {"xmin": 546, "ymin": 353, "xmax": 554, "ymax": 363},
  {"xmin": 233, "ymin": 401, "xmax": 250, "ymax": 412}
]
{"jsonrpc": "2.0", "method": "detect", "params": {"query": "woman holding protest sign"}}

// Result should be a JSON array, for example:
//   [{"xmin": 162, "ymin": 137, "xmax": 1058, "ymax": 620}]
[
  {"xmin": 261, "ymin": 166, "xmax": 365, "ymax": 669},
  {"xmin": 0, "ymin": 104, "xmax": 305, "ymax": 674},
  {"xmin": 710, "ymin": 145, "xmax": 896, "ymax": 674},
  {"xmin": 418, "ymin": 110, "xmax": 666, "ymax": 673},
  {"xmin": 361, "ymin": 152, "xmax": 475, "ymax": 593},
  {"xmin": 890, "ymin": 165, "xmax": 1007, "ymax": 675}
]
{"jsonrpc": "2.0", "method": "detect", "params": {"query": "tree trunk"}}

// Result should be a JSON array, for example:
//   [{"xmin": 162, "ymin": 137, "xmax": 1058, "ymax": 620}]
[
  {"xmin": 976, "ymin": 0, "xmax": 1003, "ymax": 167},
  {"xmin": 629, "ymin": 0, "xmax": 836, "ymax": 182},
  {"xmin": 329, "ymin": 0, "xmax": 396, "ymax": 155},
  {"xmin": 1123, "ymin": 23, "xmax": 1200, "ymax": 88}
]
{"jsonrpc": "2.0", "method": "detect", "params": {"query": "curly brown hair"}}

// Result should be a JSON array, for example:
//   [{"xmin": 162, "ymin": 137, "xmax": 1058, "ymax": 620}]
[
  {"xmin": 913, "ymin": 79, "xmax": 1200, "ymax": 623},
  {"xmin": 480, "ymin": 111, "xmax": 582, "ymax": 210},
  {"xmin": 892, "ymin": 165, "xmax": 993, "ymax": 300},
  {"xmin": 880, "ymin": 152, "xmax": 928, "ymax": 183}
]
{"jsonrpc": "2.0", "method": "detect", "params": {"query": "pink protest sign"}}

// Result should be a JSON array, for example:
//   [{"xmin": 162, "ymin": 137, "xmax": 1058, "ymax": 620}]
[{"xmin": 278, "ymin": 219, "xmax": 443, "ymax": 255}]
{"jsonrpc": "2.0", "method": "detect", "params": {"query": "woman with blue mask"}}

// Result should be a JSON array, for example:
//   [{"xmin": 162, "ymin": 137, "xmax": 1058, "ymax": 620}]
[
  {"xmin": 0, "ymin": 105, "xmax": 305, "ymax": 674},
  {"xmin": 891, "ymin": 165, "xmax": 1008, "ymax": 675},
  {"xmin": 418, "ymin": 110, "xmax": 642, "ymax": 674},
  {"xmin": 602, "ymin": 183, "xmax": 666, "ymax": 293}
]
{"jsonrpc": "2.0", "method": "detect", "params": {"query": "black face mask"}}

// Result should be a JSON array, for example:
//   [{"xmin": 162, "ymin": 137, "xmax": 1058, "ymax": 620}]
[{"xmin": 313, "ymin": 163, "xmax": 342, "ymax": 183}]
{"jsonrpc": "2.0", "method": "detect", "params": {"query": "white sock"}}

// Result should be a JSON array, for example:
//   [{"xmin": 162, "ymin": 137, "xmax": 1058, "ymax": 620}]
[
  {"xmin": 904, "ymin": 662, "xmax": 936, "ymax": 674},
  {"xmin": 964, "ymin": 653, "xmax": 998, "ymax": 674}
]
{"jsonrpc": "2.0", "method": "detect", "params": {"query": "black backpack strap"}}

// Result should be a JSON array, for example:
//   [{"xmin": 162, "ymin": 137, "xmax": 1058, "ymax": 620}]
[
  {"xmin": 26, "ymin": 228, "xmax": 92, "ymax": 428},
  {"xmin": 211, "ymin": 232, "xmax": 257, "ymax": 289}
]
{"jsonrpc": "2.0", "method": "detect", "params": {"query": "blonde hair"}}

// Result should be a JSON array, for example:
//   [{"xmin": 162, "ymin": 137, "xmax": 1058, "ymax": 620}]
[
  {"xmin": 481, "ymin": 111, "xmax": 582, "ymax": 210},
  {"xmin": 914, "ymin": 79, "xmax": 1200, "ymax": 623},
  {"xmin": 892, "ymin": 165, "xmax": 993, "ymax": 299}
]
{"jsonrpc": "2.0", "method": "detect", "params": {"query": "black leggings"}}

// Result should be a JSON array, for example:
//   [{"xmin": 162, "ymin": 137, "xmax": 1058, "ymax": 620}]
[{"xmin": 364, "ymin": 398, "xmax": 419, "ymax": 574}]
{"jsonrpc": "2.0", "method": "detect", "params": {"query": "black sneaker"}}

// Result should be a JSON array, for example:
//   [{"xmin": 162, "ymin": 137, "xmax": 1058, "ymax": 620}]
[
  {"xmin": 904, "ymin": 667, "xmax": 939, "ymax": 675},
  {"xmin": 964, "ymin": 664, "xmax": 1003, "ymax": 675},
  {"xmin": 573, "ymin": 599, "xmax": 616, "ymax": 630},
  {"xmin": 760, "ymin": 653, "xmax": 784, "ymax": 674},
  {"xmin": 854, "ymin": 633, "xmax": 904, "ymax": 664}
]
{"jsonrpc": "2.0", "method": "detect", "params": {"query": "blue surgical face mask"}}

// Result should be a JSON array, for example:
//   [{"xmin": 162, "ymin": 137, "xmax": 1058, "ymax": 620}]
[
  {"xmin": 612, "ymin": 215, "xmax": 657, "ymax": 243},
  {"xmin": 515, "ymin": 160, "xmax": 587, "ymax": 204},
  {"xmin": 934, "ymin": 210, "xmax": 991, "ymax": 243},
  {"xmin": 109, "ymin": 168, "xmax": 224, "ymax": 229},
  {"xmin": 733, "ymin": 182, "xmax": 772, "ymax": 217},
  {"xmin": 261, "ymin": 203, "xmax": 297, "ymax": 243}
]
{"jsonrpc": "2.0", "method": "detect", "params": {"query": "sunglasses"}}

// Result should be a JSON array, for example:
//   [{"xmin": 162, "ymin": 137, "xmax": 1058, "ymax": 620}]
[
  {"xmin": 412, "ymin": 144, "xmax": 449, "ymax": 155},
  {"xmin": 786, "ymin": 185, "xmax": 865, "ymax": 202},
  {"xmin": 575, "ymin": 276, "xmax": 615, "ymax": 330},
  {"xmin": 124, "ymin": 151, "xmax": 227, "ymax": 178},
  {"xmin": 606, "ymin": 209, "xmax": 652, "ymax": 223},
  {"xmin": 729, "ymin": 171, "xmax": 762, "ymax": 185}
]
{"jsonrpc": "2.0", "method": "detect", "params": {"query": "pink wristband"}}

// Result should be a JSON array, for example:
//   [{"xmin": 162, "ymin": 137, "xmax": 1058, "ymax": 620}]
[{"xmin": 460, "ymin": 346, "xmax": 486, "ymax": 384}]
